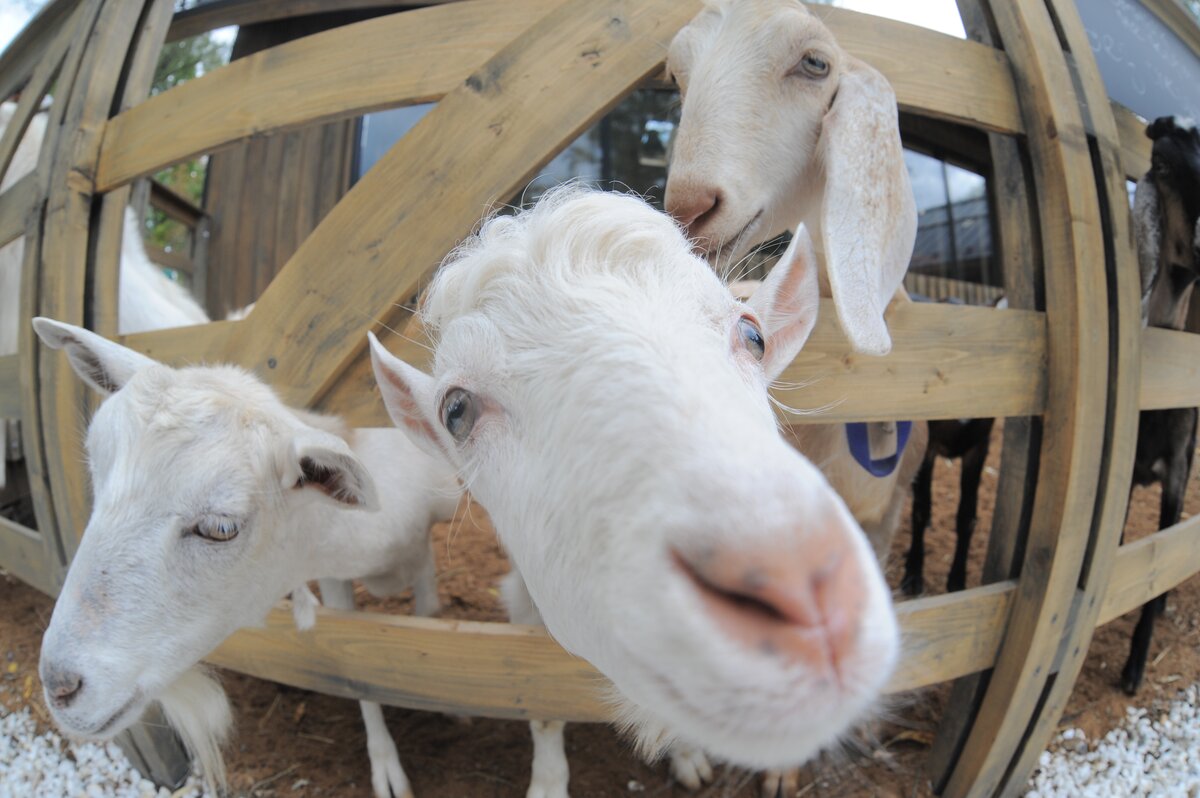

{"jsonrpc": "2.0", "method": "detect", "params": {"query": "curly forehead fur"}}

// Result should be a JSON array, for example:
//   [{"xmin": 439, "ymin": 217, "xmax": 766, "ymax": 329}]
[{"xmin": 421, "ymin": 187, "xmax": 725, "ymax": 343}]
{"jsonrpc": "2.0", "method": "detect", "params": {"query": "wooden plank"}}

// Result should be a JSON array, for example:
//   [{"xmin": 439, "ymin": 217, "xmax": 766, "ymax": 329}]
[
  {"xmin": 940, "ymin": 0, "xmax": 1112, "ymax": 794},
  {"xmin": 992, "ymin": 1, "xmax": 1144, "ymax": 791},
  {"xmin": 0, "ymin": 174, "xmax": 34, "ymax": 249},
  {"xmin": 219, "ymin": 0, "xmax": 705, "ymax": 409},
  {"xmin": 205, "ymin": 582, "xmax": 1015, "ymax": 721},
  {"xmin": 1141, "ymin": 0, "xmax": 1200, "ymax": 59},
  {"xmin": 98, "ymin": 0, "xmax": 1023, "ymax": 193},
  {"xmin": 15, "ymin": 0, "xmax": 107, "ymax": 595},
  {"xmin": 0, "ymin": 355, "xmax": 17, "ymax": 417},
  {"xmin": 0, "ymin": 0, "xmax": 79, "ymax": 102},
  {"xmin": 38, "ymin": 0, "xmax": 146, "ymax": 561},
  {"xmin": 0, "ymin": 15, "xmax": 74, "ymax": 187},
  {"xmin": 1100, "ymin": 515, "xmax": 1200, "ymax": 625},
  {"xmin": 316, "ymin": 302, "xmax": 1047, "ymax": 428},
  {"xmin": 931, "ymin": 4, "xmax": 1046, "ymax": 781},
  {"xmin": 0, "ymin": 518, "xmax": 55, "ymax": 596},
  {"xmin": 1140, "ymin": 327, "xmax": 1200, "ymax": 409},
  {"xmin": 144, "ymin": 244, "xmax": 193, "ymax": 275},
  {"xmin": 1115, "ymin": 101, "xmax": 1150, "ymax": 180},
  {"xmin": 165, "ymin": 0, "xmax": 453, "ymax": 42}
]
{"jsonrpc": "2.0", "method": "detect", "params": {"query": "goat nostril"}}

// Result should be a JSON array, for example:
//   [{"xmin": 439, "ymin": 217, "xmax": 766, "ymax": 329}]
[{"xmin": 48, "ymin": 672, "xmax": 84, "ymax": 707}]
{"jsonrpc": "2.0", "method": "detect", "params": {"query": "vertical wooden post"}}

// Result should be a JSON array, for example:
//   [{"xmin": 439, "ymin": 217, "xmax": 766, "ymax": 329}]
[{"xmin": 938, "ymin": 0, "xmax": 1129, "ymax": 795}]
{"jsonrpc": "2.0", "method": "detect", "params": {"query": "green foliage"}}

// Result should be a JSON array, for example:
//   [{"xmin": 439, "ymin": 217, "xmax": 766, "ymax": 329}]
[{"xmin": 143, "ymin": 33, "xmax": 230, "ymax": 249}]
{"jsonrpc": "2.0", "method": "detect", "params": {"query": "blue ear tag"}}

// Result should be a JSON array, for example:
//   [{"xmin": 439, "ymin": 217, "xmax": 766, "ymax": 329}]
[{"xmin": 845, "ymin": 421, "xmax": 913, "ymax": 477}]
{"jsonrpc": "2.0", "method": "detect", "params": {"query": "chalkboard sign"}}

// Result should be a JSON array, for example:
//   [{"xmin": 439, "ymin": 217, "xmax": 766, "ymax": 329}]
[{"xmin": 1077, "ymin": 0, "xmax": 1200, "ymax": 124}]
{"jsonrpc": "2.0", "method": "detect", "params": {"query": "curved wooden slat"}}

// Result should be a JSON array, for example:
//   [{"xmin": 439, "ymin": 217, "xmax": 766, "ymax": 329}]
[
  {"xmin": 0, "ymin": 174, "xmax": 34, "ymax": 249},
  {"xmin": 97, "ymin": 0, "xmax": 1024, "ymax": 192},
  {"xmin": 941, "ymin": 0, "xmax": 1113, "ymax": 794},
  {"xmin": 0, "ymin": 0, "xmax": 79, "ymax": 101}
]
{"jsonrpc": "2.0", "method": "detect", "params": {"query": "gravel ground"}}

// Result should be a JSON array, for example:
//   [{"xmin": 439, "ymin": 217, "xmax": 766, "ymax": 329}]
[
  {"xmin": 0, "ymin": 709, "xmax": 210, "ymax": 798},
  {"xmin": 1027, "ymin": 683, "xmax": 1200, "ymax": 797}
]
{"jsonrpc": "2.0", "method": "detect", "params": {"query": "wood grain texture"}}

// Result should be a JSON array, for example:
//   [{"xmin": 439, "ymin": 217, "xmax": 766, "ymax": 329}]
[
  {"xmin": 1101, "ymin": 515, "xmax": 1200, "ymax": 625},
  {"xmin": 940, "ymin": 0, "xmax": 1112, "ymax": 794},
  {"xmin": 1114, "ymin": 101, "xmax": 1150, "ymax": 180},
  {"xmin": 1140, "ymin": 327, "xmax": 1200, "ymax": 409},
  {"xmin": 0, "ymin": 174, "xmax": 34, "ymax": 249},
  {"xmin": 98, "ymin": 0, "xmax": 1022, "ymax": 192},
  {"xmin": 215, "ymin": 0, "xmax": 704, "ymax": 409},
  {"xmin": 0, "ymin": 0, "xmax": 79, "ymax": 101},
  {"xmin": 202, "ymin": 583, "xmax": 1015, "ymax": 721},
  {"xmin": 0, "ymin": 518, "xmax": 55, "ymax": 596},
  {"xmin": 994, "ymin": 1, "xmax": 1144, "ymax": 791}
]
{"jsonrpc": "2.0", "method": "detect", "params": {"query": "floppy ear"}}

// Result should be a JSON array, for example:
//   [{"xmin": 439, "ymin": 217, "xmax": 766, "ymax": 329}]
[
  {"xmin": 281, "ymin": 428, "xmax": 379, "ymax": 511},
  {"xmin": 368, "ymin": 332, "xmax": 453, "ymax": 462},
  {"xmin": 818, "ymin": 59, "xmax": 917, "ymax": 356},
  {"xmin": 748, "ymin": 224, "xmax": 820, "ymax": 382},
  {"xmin": 32, "ymin": 316, "xmax": 157, "ymax": 395},
  {"xmin": 1133, "ymin": 173, "xmax": 1162, "ymax": 306}
]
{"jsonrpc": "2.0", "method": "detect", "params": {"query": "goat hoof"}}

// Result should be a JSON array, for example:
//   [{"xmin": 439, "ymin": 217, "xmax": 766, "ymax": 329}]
[
  {"xmin": 669, "ymin": 745, "xmax": 713, "ymax": 790},
  {"xmin": 369, "ymin": 745, "xmax": 412, "ymax": 798},
  {"xmin": 761, "ymin": 768, "xmax": 801, "ymax": 798},
  {"xmin": 1120, "ymin": 667, "xmax": 1143, "ymax": 696},
  {"xmin": 900, "ymin": 574, "xmax": 923, "ymax": 597},
  {"xmin": 525, "ymin": 781, "xmax": 570, "ymax": 798}
]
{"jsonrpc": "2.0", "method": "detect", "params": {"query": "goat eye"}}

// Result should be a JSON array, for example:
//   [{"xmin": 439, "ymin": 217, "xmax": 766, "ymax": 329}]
[
  {"xmin": 189, "ymin": 517, "xmax": 239, "ymax": 542},
  {"xmin": 441, "ymin": 388, "xmax": 478, "ymax": 442},
  {"xmin": 792, "ymin": 52, "xmax": 829, "ymax": 79},
  {"xmin": 738, "ymin": 316, "xmax": 766, "ymax": 361}
]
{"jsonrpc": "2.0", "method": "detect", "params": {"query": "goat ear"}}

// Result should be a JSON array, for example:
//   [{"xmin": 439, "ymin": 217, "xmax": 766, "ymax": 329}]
[
  {"xmin": 282, "ymin": 429, "xmax": 379, "ymax": 511},
  {"xmin": 32, "ymin": 316, "xmax": 157, "ymax": 395},
  {"xmin": 368, "ymin": 332, "xmax": 452, "ymax": 462},
  {"xmin": 818, "ymin": 60, "xmax": 916, "ymax": 356},
  {"xmin": 749, "ymin": 225, "xmax": 820, "ymax": 381},
  {"xmin": 1133, "ymin": 175, "xmax": 1162, "ymax": 304}
]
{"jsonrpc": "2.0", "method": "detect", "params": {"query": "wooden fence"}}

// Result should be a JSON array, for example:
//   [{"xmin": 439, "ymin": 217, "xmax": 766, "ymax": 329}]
[{"xmin": 0, "ymin": 1, "xmax": 1194, "ymax": 796}]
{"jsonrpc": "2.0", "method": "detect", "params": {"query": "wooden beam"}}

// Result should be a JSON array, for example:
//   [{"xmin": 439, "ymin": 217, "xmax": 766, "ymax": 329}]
[
  {"xmin": 0, "ymin": 355, "xmax": 17, "ymax": 417},
  {"xmin": 1140, "ymin": 327, "xmax": 1200, "ymax": 409},
  {"xmin": 203, "ymin": 582, "xmax": 1015, "ymax": 722},
  {"xmin": 1115, "ymin": 101, "xmax": 1150, "ymax": 180},
  {"xmin": 1100, "ymin": 515, "xmax": 1200, "ymax": 625},
  {"xmin": 0, "ymin": 518, "xmax": 56, "ymax": 596},
  {"xmin": 148, "ymin": 179, "xmax": 206, "ymax": 227},
  {"xmin": 940, "ymin": 0, "xmax": 1113, "ymax": 794},
  {"xmin": 165, "ymin": 0, "xmax": 454, "ymax": 42},
  {"xmin": 98, "ymin": 0, "xmax": 1023, "ymax": 192},
  {"xmin": 0, "ymin": 173, "xmax": 33, "ymax": 249}
]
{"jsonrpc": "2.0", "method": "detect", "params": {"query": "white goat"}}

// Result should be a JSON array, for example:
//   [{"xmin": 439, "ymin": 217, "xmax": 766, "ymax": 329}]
[
  {"xmin": 33, "ymin": 317, "xmax": 461, "ymax": 798},
  {"xmin": 369, "ymin": 187, "xmax": 899, "ymax": 794},
  {"xmin": 664, "ymin": 0, "xmax": 927, "ymax": 570},
  {"xmin": 0, "ymin": 102, "xmax": 210, "ymax": 490}
]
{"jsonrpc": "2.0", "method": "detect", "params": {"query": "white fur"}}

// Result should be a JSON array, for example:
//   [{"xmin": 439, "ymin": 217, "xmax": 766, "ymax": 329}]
[
  {"xmin": 371, "ymin": 188, "xmax": 898, "ymax": 778},
  {"xmin": 665, "ymin": 1, "xmax": 927, "ymax": 573},
  {"xmin": 664, "ymin": 0, "xmax": 916, "ymax": 357},
  {"xmin": 33, "ymin": 318, "xmax": 461, "ymax": 796}
]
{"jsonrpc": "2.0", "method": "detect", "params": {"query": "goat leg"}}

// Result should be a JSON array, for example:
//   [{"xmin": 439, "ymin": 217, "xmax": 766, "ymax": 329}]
[
  {"xmin": 317, "ymin": 579, "xmax": 414, "ymax": 798},
  {"xmin": 901, "ymin": 454, "xmax": 935, "ymax": 596}
]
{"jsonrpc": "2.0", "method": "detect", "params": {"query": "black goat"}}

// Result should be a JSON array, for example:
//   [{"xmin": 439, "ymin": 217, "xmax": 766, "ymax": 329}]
[
  {"xmin": 1122, "ymin": 115, "xmax": 1200, "ymax": 694},
  {"xmin": 900, "ymin": 295, "xmax": 998, "ymax": 597}
]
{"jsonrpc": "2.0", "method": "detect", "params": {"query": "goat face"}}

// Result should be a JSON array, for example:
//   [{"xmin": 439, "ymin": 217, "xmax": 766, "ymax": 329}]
[
  {"xmin": 664, "ymin": 0, "xmax": 915, "ymax": 356},
  {"xmin": 32, "ymin": 319, "xmax": 376, "ymax": 742},
  {"xmin": 371, "ymin": 188, "xmax": 898, "ymax": 770},
  {"xmin": 1135, "ymin": 116, "xmax": 1200, "ymax": 330}
]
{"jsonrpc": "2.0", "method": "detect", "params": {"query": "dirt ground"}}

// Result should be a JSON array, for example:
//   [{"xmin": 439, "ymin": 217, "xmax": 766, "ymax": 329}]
[{"xmin": 3, "ymin": 422, "xmax": 1200, "ymax": 797}]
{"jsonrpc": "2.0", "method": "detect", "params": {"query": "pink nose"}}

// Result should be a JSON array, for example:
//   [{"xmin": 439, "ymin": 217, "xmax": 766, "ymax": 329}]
[
  {"xmin": 673, "ymin": 518, "xmax": 867, "ymax": 676},
  {"xmin": 666, "ymin": 186, "xmax": 720, "ymax": 236}
]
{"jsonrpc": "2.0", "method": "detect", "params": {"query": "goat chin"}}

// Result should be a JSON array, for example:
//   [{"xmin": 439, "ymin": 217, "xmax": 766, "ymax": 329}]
[{"xmin": 157, "ymin": 666, "xmax": 233, "ymax": 792}]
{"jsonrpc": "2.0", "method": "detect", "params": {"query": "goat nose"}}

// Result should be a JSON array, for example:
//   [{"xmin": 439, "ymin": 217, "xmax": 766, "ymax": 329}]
[
  {"xmin": 43, "ymin": 665, "xmax": 84, "ymax": 709},
  {"xmin": 666, "ymin": 187, "xmax": 720, "ymax": 234},
  {"xmin": 673, "ymin": 515, "xmax": 867, "ymax": 675}
]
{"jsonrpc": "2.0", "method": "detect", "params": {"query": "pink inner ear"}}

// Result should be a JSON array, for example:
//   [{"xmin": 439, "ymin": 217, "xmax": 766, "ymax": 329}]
[{"xmin": 378, "ymin": 366, "xmax": 453, "ymax": 460}]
